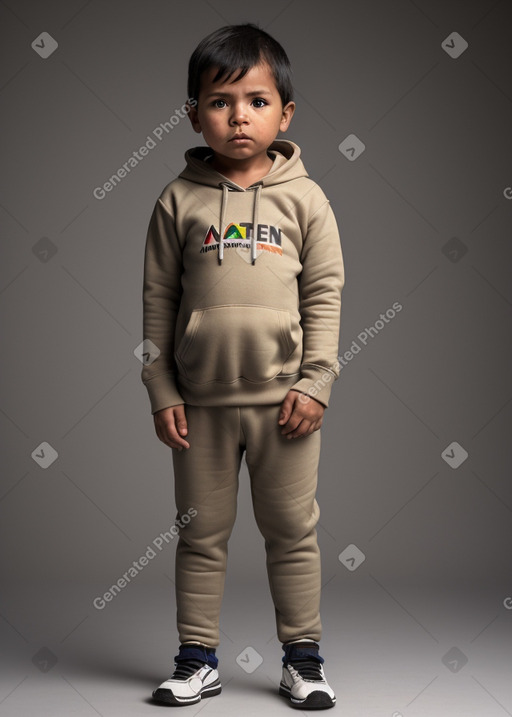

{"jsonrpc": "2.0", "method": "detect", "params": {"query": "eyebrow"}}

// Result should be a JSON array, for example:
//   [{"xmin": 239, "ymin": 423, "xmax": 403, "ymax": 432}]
[{"xmin": 204, "ymin": 90, "xmax": 273, "ymax": 98}]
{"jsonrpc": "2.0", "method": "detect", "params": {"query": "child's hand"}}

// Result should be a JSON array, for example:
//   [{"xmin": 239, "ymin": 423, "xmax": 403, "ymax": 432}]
[
  {"xmin": 153, "ymin": 405, "xmax": 190, "ymax": 451},
  {"xmin": 278, "ymin": 390, "xmax": 324, "ymax": 439}
]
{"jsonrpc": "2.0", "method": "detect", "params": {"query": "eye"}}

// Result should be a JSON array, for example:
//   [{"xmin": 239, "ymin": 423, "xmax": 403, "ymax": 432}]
[
  {"xmin": 212, "ymin": 99, "xmax": 227, "ymax": 108},
  {"xmin": 252, "ymin": 98, "xmax": 268, "ymax": 108}
]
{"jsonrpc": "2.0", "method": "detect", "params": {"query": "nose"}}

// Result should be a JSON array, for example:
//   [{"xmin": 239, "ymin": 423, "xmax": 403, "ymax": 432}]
[{"xmin": 230, "ymin": 102, "xmax": 249, "ymax": 125}]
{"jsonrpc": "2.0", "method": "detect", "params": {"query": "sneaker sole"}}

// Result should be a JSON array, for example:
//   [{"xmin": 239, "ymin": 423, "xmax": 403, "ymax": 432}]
[
  {"xmin": 153, "ymin": 681, "xmax": 221, "ymax": 706},
  {"xmin": 279, "ymin": 684, "xmax": 336, "ymax": 710}
]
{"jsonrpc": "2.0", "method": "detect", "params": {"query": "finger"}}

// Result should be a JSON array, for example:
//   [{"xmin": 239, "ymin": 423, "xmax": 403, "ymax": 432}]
[
  {"xmin": 289, "ymin": 417, "xmax": 321, "ymax": 438},
  {"xmin": 156, "ymin": 416, "xmax": 190, "ymax": 450},
  {"xmin": 167, "ymin": 428, "xmax": 190, "ymax": 450},
  {"xmin": 167, "ymin": 425, "xmax": 190, "ymax": 450},
  {"xmin": 281, "ymin": 397, "xmax": 313, "ymax": 433},
  {"xmin": 280, "ymin": 411, "xmax": 303, "ymax": 435},
  {"xmin": 165, "ymin": 407, "xmax": 190, "ymax": 449},
  {"xmin": 284, "ymin": 418, "xmax": 309, "ymax": 438},
  {"xmin": 174, "ymin": 405, "xmax": 188, "ymax": 436},
  {"xmin": 278, "ymin": 393, "xmax": 295, "ymax": 424}
]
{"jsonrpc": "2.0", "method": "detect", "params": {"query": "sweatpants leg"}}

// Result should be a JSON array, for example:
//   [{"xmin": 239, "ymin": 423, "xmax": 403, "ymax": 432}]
[
  {"xmin": 242, "ymin": 404, "xmax": 323, "ymax": 644},
  {"xmin": 171, "ymin": 403, "xmax": 323, "ymax": 647},
  {"xmin": 172, "ymin": 405, "xmax": 243, "ymax": 647}
]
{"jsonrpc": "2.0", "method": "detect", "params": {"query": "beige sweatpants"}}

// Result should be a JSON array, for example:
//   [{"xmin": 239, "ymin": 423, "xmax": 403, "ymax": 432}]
[{"xmin": 171, "ymin": 403, "xmax": 323, "ymax": 647}]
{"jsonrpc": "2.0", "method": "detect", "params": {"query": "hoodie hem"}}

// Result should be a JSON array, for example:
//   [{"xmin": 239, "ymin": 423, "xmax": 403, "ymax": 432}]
[{"xmin": 176, "ymin": 374, "xmax": 301, "ymax": 407}]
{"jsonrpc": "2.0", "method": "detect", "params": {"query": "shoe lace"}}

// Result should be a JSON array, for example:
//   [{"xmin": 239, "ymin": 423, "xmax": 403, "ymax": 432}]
[
  {"xmin": 171, "ymin": 658, "xmax": 208, "ymax": 680},
  {"xmin": 288, "ymin": 657, "xmax": 323, "ymax": 681}
]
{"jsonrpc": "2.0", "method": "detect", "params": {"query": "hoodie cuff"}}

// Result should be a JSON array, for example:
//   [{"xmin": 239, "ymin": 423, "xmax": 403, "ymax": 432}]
[
  {"xmin": 290, "ymin": 364, "xmax": 339, "ymax": 408},
  {"xmin": 143, "ymin": 374, "xmax": 185, "ymax": 414}
]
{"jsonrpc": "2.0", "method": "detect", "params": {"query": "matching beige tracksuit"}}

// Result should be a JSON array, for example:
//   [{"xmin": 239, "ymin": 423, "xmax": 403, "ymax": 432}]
[{"xmin": 141, "ymin": 140, "xmax": 344, "ymax": 646}]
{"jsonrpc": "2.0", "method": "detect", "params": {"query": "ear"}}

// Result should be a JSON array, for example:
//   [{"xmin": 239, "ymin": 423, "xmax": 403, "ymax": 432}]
[
  {"xmin": 186, "ymin": 101, "xmax": 202, "ymax": 134},
  {"xmin": 279, "ymin": 101, "xmax": 296, "ymax": 133}
]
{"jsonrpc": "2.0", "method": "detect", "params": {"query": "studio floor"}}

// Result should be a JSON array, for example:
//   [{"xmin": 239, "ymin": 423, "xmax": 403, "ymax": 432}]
[{"xmin": 1, "ymin": 579, "xmax": 510, "ymax": 716}]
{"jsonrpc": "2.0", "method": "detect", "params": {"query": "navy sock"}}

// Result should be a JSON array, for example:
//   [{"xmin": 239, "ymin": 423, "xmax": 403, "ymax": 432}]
[
  {"xmin": 175, "ymin": 644, "xmax": 218, "ymax": 670},
  {"xmin": 282, "ymin": 641, "xmax": 324, "ymax": 665}
]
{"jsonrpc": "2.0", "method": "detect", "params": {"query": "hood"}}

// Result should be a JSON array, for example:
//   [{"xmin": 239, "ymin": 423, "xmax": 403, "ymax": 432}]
[{"xmin": 178, "ymin": 140, "xmax": 308, "ymax": 265}]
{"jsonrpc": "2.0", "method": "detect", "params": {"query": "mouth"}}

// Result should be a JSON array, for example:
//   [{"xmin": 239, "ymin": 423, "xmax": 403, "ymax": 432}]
[{"xmin": 229, "ymin": 134, "xmax": 251, "ymax": 142}]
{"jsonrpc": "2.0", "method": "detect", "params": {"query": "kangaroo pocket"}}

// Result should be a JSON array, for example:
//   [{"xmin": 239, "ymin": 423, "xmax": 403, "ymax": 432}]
[{"xmin": 175, "ymin": 304, "xmax": 299, "ymax": 385}]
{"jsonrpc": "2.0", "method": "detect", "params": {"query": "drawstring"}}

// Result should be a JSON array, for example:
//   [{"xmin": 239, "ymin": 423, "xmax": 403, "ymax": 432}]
[
  {"xmin": 217, "ymin": 181, "xmax": 262, "ymax": 266},
  {"xmin": 218, "ymin": 183, "xmax": 230, "ymax": 265},
  {"xmin": 251, "ymin": 184, "xmax": 262, "ymax": 265}
]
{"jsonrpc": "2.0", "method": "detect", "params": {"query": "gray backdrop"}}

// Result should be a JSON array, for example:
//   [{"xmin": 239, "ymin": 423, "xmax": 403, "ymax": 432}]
[{"xmin": 1, "ymin": 1, "xmax": 511, "ymax": 715}]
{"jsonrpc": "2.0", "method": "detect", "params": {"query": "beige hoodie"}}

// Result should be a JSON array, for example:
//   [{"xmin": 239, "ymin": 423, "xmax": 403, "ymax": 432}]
[{"xmin": 141, "ymin": 139, "xmax": 344, "ymax": 413}]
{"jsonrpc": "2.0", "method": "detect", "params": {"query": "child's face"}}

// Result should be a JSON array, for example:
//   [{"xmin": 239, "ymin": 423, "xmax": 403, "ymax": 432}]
[{"xmin": 187, "ymin": 61, "xmax": 295, "ymax": 165}]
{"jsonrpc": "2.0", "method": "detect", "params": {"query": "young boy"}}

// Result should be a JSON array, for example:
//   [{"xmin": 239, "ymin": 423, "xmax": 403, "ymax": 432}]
[{"xmin": 141, "ymin": 23, "xmax": 345, "ymax": 710}]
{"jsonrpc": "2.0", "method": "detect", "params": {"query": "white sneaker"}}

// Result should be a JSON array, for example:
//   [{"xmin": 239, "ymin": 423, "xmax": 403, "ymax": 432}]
[
  {"xmin": 280, "ymin": 660, "xmax": 336, "ymax": 709},
  {"xmin": 152, "ymin": 659, "xmax": 221, "ymax": 706}
]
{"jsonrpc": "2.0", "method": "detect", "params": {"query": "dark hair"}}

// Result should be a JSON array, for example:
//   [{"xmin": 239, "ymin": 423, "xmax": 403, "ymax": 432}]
[{"xmin": 187, "ymin": 23, "xmax": 293, "ymax": 107}]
